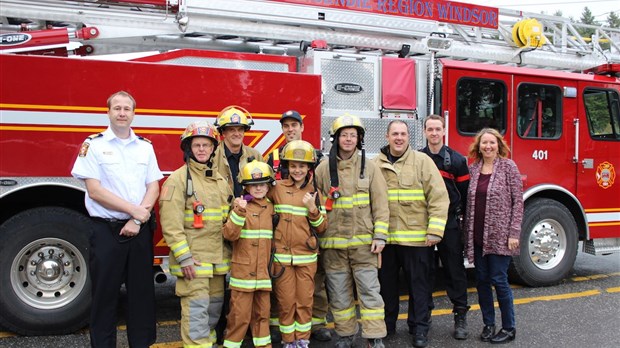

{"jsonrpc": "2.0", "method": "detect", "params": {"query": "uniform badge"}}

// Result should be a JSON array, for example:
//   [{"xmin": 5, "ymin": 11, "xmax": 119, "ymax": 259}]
[
  {"xmin": 596, "ymin": 161, "xmax": 615, "ymax": 189},
  {"xmin": 78, "ymin": 142, "xmax": 90, "ymax": 157},
  {"xmin": 251, "ymin": 169, "xmax": 264, "ymax": 179}
]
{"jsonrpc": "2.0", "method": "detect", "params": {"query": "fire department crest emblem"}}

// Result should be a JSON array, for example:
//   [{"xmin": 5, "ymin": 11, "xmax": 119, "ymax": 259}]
[
  {"xmin": 78, "ymin": 142, "xmax": 90, "ymax": 157},
  {"xmin": 251, "ymin": 169, "xmax": 264, "ymax": 179},
  {"xmin": 231, "ymin": 113, "xmax": 241, "ymax": 124},
  {"xmin": 596, "ymin": 161, "xmax": 615, "ymax": 189}
]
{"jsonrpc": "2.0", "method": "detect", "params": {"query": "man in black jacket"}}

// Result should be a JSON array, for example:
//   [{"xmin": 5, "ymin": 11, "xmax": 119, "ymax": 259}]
[{"xmin": 420, "ymin": 114, "xmax": 471, "ymax": 340}]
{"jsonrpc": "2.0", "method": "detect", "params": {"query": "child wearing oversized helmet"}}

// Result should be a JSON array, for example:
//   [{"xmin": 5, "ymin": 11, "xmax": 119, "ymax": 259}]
[
  {"xmin": 159, "ymin": 120, "xmax": 234, "ymax": 348},
  {"xmin": 267, "ymin": 140, "xmax": 328, "ymax": 348},
  {"xmin": 222, "ymin": 160, "xmax": 275, "ymax": 348}
]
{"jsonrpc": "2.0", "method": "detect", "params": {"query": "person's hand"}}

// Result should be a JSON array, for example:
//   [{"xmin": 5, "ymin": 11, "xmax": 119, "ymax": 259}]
[
  {"xmin": 370, "ymin": 239, "xmax": 385, "ymax": 254},
  {"xmin": 425, "ymin": 235, "xmax": 442, "ymax": 247},
  {"xmin": 181, "ymin": 257, "xmax": 200, "ymax": 280},
  {"xmin": 120, "ymin": 220, "xmax": 140, "ymax": 237},
  {"xmin": 131, "ymin": 204, "xmax": 151, "ymax": 223},
  {"xmin": 508, "ymin": 237, "xmax": 520, "ymax": 250},
  {"xmin": 303, "ymin": 192, "xmax": 318, "ymax": 213},
  {"xmin": 234, "ymin": 197, "xmax": 247, "ymax": 210}
]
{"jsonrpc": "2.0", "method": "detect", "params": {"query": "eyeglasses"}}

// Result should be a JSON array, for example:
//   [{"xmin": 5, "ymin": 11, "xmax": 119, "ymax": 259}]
[{"xmin": 191, "ymin": 143, "xmax": 214, "ymax": 149}]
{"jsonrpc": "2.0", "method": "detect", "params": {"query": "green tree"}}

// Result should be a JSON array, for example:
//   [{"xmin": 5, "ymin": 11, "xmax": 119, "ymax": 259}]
[
  {"xmin": 578, "ymin": 7, "xmax": 599, "ymax": 43},
  {"xmin": 553, "ymin": 10, "xmax": 563, "ymax": 18},
  {"xmin": 607, "ymin": 11, "xmax": 620, "ymax": 28}
]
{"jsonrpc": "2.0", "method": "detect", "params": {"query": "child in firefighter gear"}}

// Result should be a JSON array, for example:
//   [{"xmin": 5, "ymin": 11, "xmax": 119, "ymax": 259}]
[
  {"xmin": 314, "ymin": 114, "xmax": 390, "ymax": 348},
  {"xmin": 213, "ymin": 105, "xmax": 264, "ymax": 197},
  {"xmin": 265, "ymin": 110, "xmax": 331, "ymax": 343},
  {"xmin": 420, "ymin": 115, "xmax": 471, "ymax": 340},
  {"xmin": 373, "ymin": 120, "xmax": 449, "ymax": 348},
  {"xmin": 222, "ymin": 160, "xmax": 275, "ymax": 348},
  {"xmin": 159, "ymin": 120, "xmax": 233, "ymax": 348},
  {"xmin": 267, "ymin": 140, "xmax": 328, "ymax": 348}
]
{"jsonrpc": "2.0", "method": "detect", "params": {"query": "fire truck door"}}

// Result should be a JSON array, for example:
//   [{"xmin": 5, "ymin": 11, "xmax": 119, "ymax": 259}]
[
  {"xmin": 443, "ymin": 67, "xmax": 512, "ymax": 156},
  {"xmin": 575, "ymin": 83, "xmax": 620, "ymax": 239},
  {"xmin": 511, "ymin": 77, "xmax": 577, "ymax": 193}
]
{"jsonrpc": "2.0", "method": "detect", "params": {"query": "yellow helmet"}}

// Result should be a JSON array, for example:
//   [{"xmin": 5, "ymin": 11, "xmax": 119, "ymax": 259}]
[
  {"xmin": 214, "ymin": 105, "xmax": 254, "ymax": 132},
  {"xmin": 329, "ymin": 113, "xmax": 365, "ymax": 146},
  {"xmin": 180, "ymin": 120, "xmax": 219, "ymax": 151},
  {"xmin": 240, "ymin": 160, "xmax": 275, "ymax": 185},
  {"xmin": 281, "ymin": 140, "xmax": 316, "ymax": 164}
]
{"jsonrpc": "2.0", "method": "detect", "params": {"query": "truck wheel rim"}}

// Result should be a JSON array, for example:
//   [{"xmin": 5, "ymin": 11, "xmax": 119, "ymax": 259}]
[
  {"xmin": 10, "ymin": 238, "xmax": 88, "ymax": 309},
  {"xmin": 527, "ymin": 219, "xmax": 567, "ymax": 270}
]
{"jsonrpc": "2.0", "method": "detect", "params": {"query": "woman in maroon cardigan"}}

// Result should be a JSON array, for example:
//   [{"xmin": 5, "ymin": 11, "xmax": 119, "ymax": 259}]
[{"xmin": 464, "ymin": 128, "xmax": 523, "ymax": 344}]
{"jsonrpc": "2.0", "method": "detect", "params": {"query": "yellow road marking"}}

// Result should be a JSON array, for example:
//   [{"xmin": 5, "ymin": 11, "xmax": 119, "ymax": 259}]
[
  {"xmin": 571, "ymin": 272, "xmax": 620, "ymax": 282},
  {"xmin": 1, "ymin": 281, "xmax": 618, "ymax": 341}
]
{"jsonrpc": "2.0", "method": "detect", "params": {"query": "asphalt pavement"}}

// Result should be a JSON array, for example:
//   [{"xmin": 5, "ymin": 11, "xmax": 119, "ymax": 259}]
[{"xmin": 1, "ymin": 244, "xmax": 618, "ymax": 347}]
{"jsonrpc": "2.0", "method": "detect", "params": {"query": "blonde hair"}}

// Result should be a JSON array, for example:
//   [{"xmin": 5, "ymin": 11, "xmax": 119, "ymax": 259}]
[
  {"xmin": 468, "ymin": 128, "xmax": 510, "ymax": 162},
  {"xmin": 107, "ymin": 91, "xmax": 136, "ymax": 110}
]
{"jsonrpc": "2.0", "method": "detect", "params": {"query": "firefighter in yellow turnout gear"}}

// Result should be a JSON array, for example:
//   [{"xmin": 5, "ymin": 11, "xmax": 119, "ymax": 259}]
[
  {"xmin": 314, "ymin": 115, "xmax": 390, "ymax": 348},
  {"xmin": 223, "ymin": 160, "xmax": 275, "ymax": 348},
  {"xmin": 212, "ymin": 105, "xmax": 264, "ymax": 197},
  {"xmin": 268, "ymin": 140, "xmax": 328, "ymax": 348},
  {"xmin": 159, "ymin": 121, "xmax": 233, "ymax": 348}
]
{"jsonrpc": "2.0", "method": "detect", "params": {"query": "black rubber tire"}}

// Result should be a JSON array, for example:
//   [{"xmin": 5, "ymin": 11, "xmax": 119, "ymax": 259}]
[
  {"xmin": 511, "ymin": 198, "xmax": 578, "ymax": 287},
  {"xmin": 0, "ymin": 207, "xmax": 92, "ymax": 335}
]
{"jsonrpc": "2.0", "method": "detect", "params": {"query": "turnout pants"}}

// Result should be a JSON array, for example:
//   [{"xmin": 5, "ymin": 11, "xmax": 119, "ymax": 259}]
[
  {"xmin": 274, "ymin": 262, "xmax": 317, "ymax": 343},
  {"xmin": 176, "ymin": 275, "xmax": 225, "ymax": 348},
  {"xmin": 323, "ymin": 247, "xmax": 386, "ymax": 339},
  {"xmin": 311, "ymin": 255, "xmax": 329, "ymax": 332},
  {"xmin": 224, "ymin": 290, "xmax": 271, "ymax": 348},
  {"xmin": 270, "ymin": 257, "xmax": 329, "ymax": 334},
  {"xmin": 89, "ymin": 218, "xmax": 156, "ymax": 348}
]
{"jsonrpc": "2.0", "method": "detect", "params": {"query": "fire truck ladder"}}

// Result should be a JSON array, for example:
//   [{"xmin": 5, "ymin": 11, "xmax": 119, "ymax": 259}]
[{"xmin": 1, "ymin": 0, "xmax": 619, "ymax": 71}]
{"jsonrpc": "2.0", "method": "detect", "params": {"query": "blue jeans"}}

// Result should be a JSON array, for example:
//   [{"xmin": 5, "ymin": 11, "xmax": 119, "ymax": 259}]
[{"xmin": 474, "ymin": 246, "xmax": 516, "ymax": 329}]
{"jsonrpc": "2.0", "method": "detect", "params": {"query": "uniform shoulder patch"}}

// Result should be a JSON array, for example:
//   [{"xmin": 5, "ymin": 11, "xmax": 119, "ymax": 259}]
[
  {"xmin": 159, "ymin": 184, "xmax": 175, "ymax": 201},
  {"xmin": 138, "ymin": 136, "xmax": 152, "ymax": 144},
  {"xmin": 79, "ymin": 133, "xmax": 102, "ymax": 157},
  {"xmin": 78, "ymin": 141, "xmax": 91, "ymax": 157}
]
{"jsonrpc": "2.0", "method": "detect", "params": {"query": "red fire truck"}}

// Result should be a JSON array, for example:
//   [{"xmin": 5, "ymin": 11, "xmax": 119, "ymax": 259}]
[{"xmin": 1, "ymin": 0, "xmax": 619, "ymax": 336}]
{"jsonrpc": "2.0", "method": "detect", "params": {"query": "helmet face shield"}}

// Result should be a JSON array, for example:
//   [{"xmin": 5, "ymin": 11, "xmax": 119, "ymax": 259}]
[
  {"xmin": 240, "ymin": 160, "xmax": 275, "ymax": 185},
  {"xmin": 214, "ymin": 105, "xmax": 254, "ymax": 132},
  {"xmin": 281, "ymin": 140, "xmax": 316, "ymax": 164}
]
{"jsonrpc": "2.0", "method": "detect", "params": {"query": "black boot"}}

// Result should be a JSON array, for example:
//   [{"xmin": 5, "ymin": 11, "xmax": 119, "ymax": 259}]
[{"xmin": 453, "ymin": 306, "xmax": 470, "ymax": 340}]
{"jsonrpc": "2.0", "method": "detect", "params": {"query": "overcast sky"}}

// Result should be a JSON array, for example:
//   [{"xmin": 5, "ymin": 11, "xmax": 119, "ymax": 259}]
[{"xmin": 457, "ymin": 0, "xmax": 618, "ymax": 22}]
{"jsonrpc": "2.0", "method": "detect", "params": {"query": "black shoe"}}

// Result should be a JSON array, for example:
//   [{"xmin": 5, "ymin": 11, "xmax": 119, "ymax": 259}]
[
  {"xmin": 311, "ymin": 327, "xmax": 332, "ymax": 342},
  {"xmin": 269, "ymin": 326, "xmax": 281, "ymax": 344},
  {"xmin": 480, "ymin": 325, "xmax": 496, "ymax": 342},
  {"xmin": 453, "ymin": 306, "xmax": 469, "ymax": 340},
  {"xmin": 490, "ymin": 328, "xmax": 516, "ymax": 344},
  {"xmin": 412, "ymin": 333, "xmax": 428, "ymax": 348}
]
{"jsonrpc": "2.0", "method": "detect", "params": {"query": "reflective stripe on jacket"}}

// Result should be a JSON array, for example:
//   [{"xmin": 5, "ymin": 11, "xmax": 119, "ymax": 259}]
[
  {"xmin": 224, "ymin": 198, "xmax": 274, "ymax": 292},
  {"xmin": 159, "ymin": 159, "xmax": 233, "ymax": 278},
  {"xmin": 268, "ymin": 178, "xmax": 327, "ymax": 265},
  {"xmin": 373, "ymin": 146, "xmax": 449, "ymax": 246},
  {"xmin": 314, "ymin": 151, "xmax": 389, "ymax": 249}
]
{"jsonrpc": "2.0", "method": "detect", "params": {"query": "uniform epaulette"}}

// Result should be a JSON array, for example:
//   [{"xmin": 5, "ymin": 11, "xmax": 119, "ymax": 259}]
[
  {"xmin": 138, "ymin": 136, "xmax": 152, "ymax": 144},
  {"xmin": 87, "ymin": 133, "xmax": 103, "ymax": 140}
]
